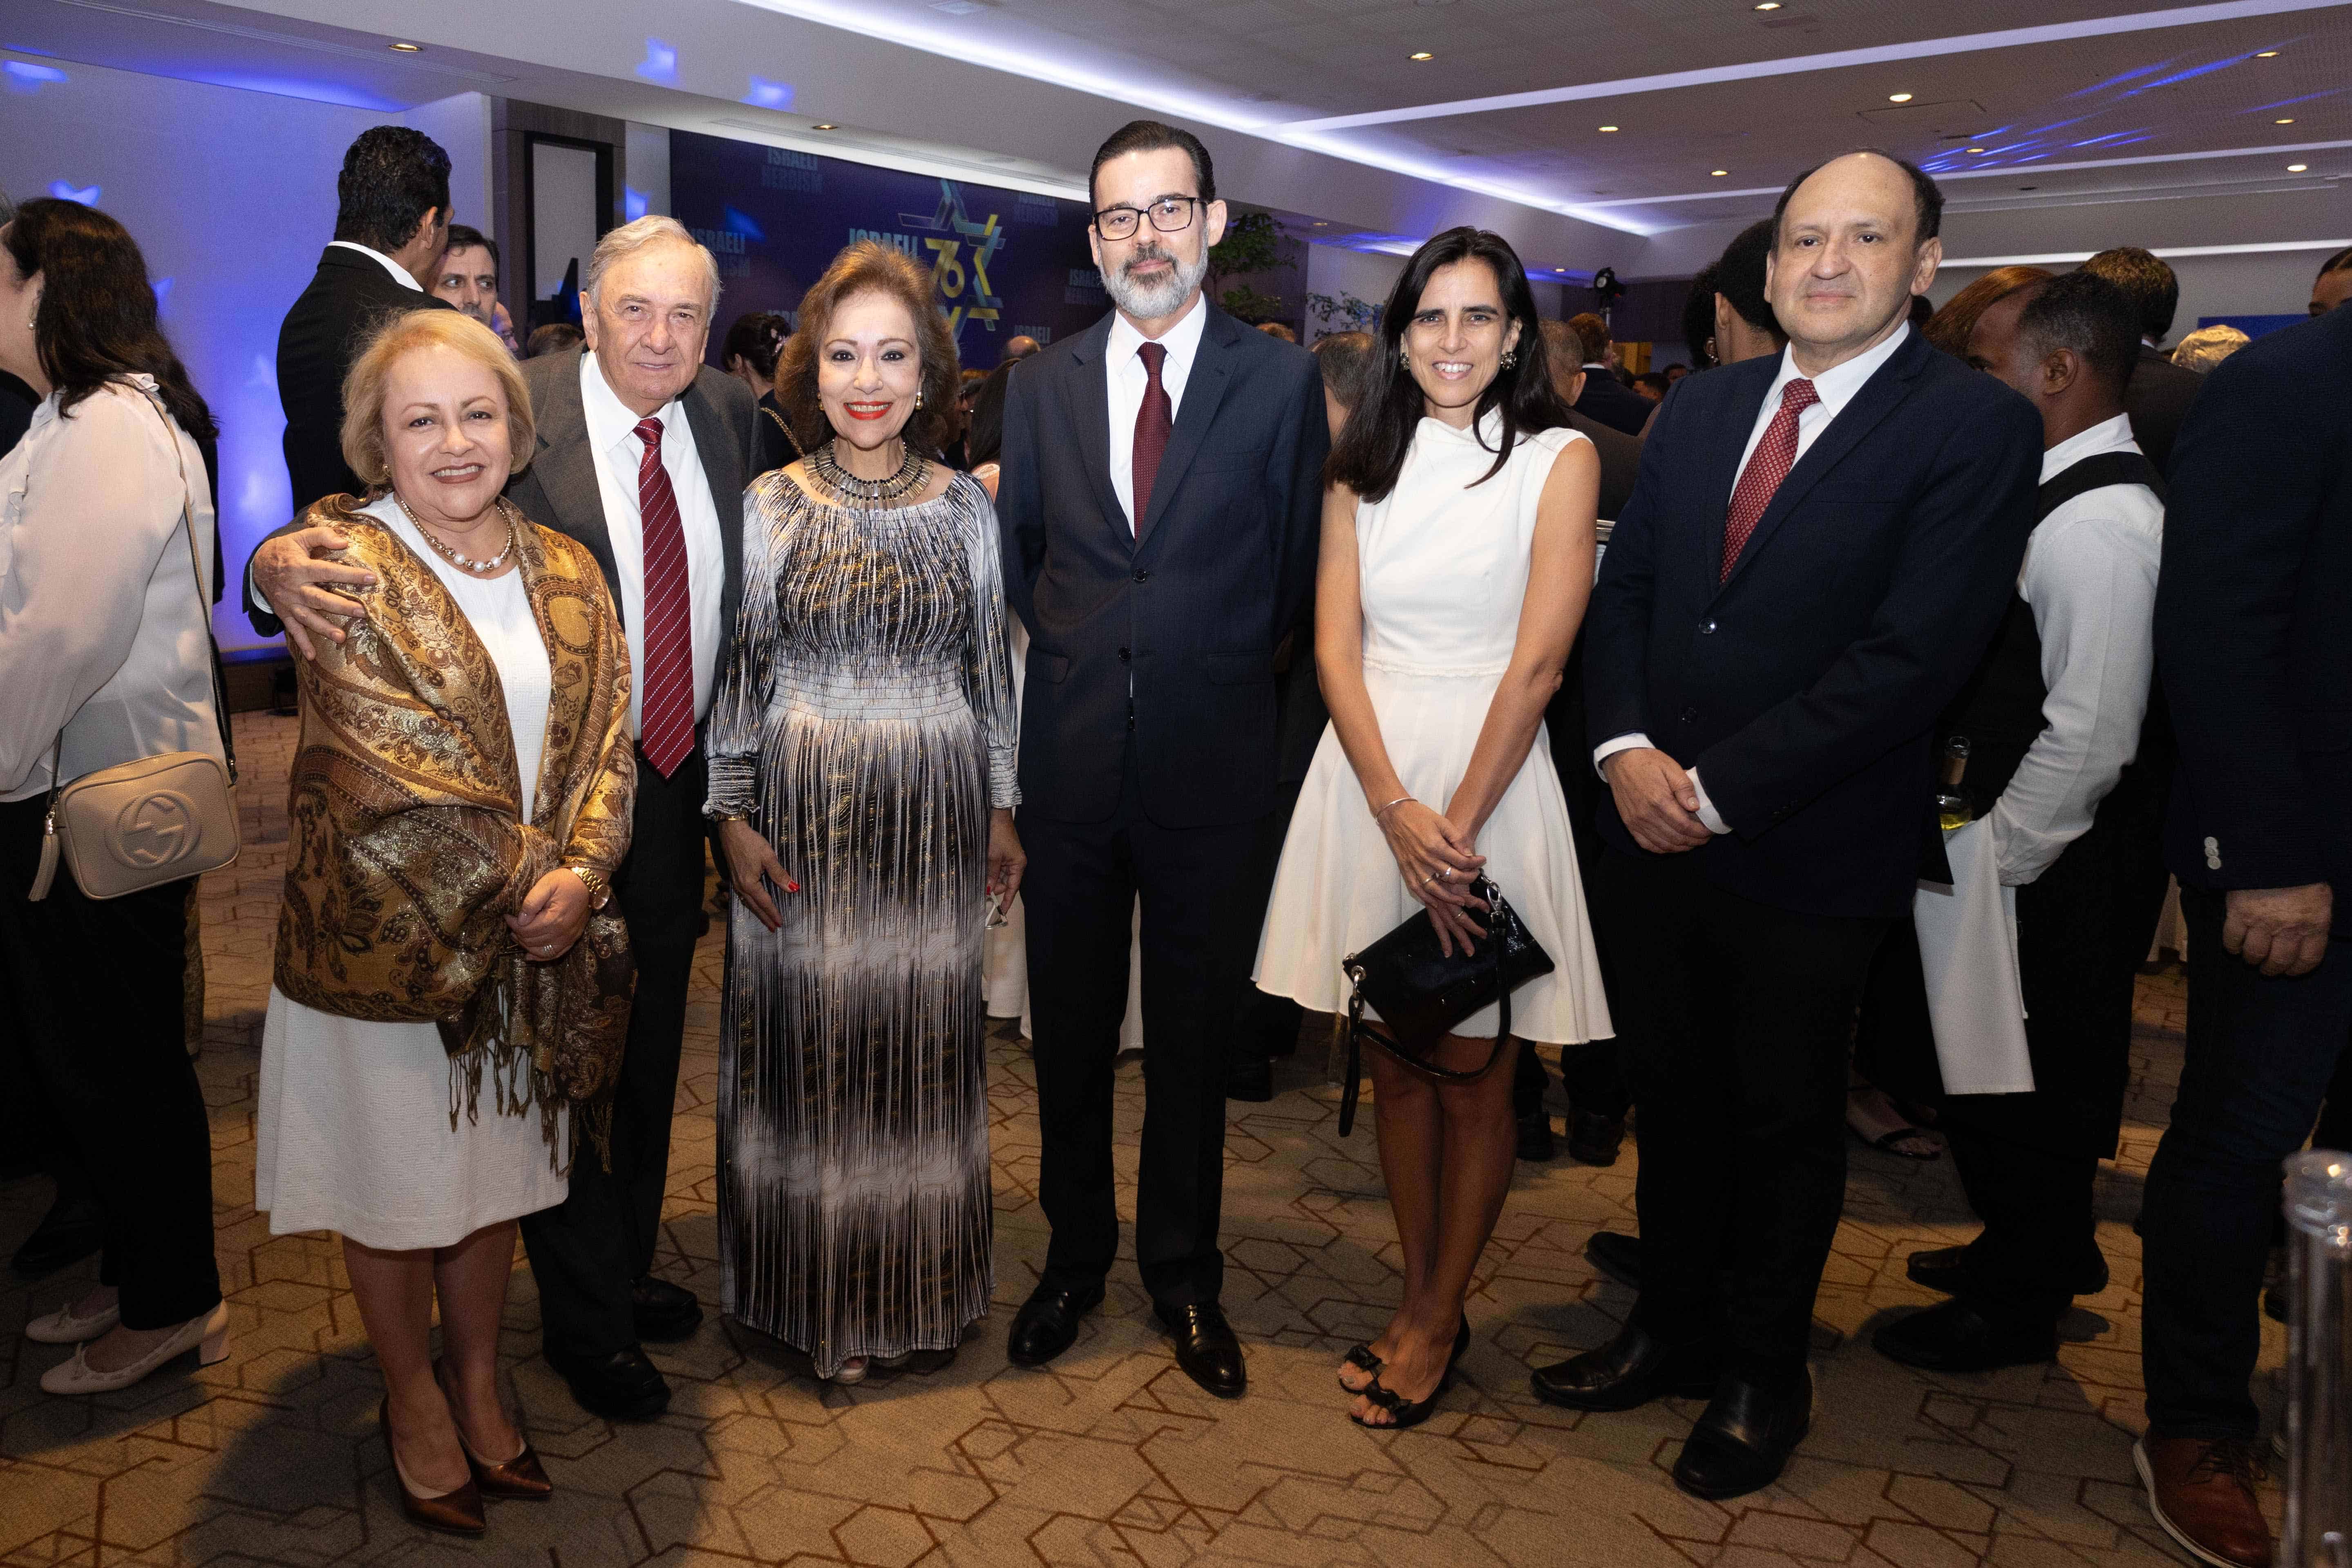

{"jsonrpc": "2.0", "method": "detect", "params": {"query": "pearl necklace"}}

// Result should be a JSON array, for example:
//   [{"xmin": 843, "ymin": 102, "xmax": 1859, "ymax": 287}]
[
  {"xmin": 396, "ymin": 495, "xmax": 517, "ymax": 574},
  {"xmin": 810, "ymin": 439, "xmax": 929, "ymax": 505}
]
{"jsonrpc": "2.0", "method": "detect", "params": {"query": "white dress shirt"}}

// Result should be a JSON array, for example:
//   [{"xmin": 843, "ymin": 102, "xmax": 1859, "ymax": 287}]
[
  {"xmin": 1594, "ymin": 322, "xmax": 1916, "ymax": 832},
  {"xmin": 326, "ymin": 240, "xmax": 422, "ymax": 292},
  {"xmin": 579, "ymin": 353, "xmax": 727, "ymax": 736},
  {"xmin": 0, "ymin": 378, "xmax": 222, "ymax": 800},
  {"xmin": 1986, "ymin": 412, "xmax": 2164, "ymax": 883},
  {"xmin": 1105, "ymin": 293, "xmax": 1208, "ymax": 530}
]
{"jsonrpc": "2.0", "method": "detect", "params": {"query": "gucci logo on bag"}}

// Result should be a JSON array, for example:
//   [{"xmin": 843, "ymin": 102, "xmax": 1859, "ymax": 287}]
[{"xmin": 111, "ymin": 790, "xmax": 200, "ymax": 868}]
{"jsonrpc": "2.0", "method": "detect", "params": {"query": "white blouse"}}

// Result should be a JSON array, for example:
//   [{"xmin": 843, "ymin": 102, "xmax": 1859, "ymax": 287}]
[{"xmin": 0, "ymin": 376, "xmax": 222, "ymax": 801}]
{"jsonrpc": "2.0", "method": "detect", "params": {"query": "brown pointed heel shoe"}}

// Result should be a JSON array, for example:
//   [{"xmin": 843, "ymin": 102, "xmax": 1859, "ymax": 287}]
[
  {"xmin": 434, "ymin": 1358, "xmax": 553, "ymax": 1500},
  {"xmin": 380, "ymin": 1399, "xmax": 486, "ymax": 1535}
]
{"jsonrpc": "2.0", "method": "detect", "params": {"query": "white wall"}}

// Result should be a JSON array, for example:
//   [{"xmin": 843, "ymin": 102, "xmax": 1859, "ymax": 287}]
[
  {"xmin": 0, "ymin": 59, "xmax": 496, "ymax": 651},
  {"xmin": 625, "ymin": 122, "xmax": 672, "ymax": 219}
]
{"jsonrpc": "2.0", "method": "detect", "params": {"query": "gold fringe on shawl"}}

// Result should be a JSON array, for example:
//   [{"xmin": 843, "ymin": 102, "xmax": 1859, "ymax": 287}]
[{"xmin": 271, "ymin": 496, "xmax": 637, "ymax": 1168}]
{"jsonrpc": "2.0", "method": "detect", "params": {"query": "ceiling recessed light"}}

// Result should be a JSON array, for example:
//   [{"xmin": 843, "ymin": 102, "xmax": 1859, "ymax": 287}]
[
  {"xmin": 1710, "ymin": 169, "xmax": 1729, "ymax": 177},
  {"xmin": 388, "ymin": 40, "xmax": 421, "ymax": 51},
  {"xmin": 2256, "ymin": 49, "xmax": 2280, "ymax": 56},
  {"xmin": 2276, "ymin": 117, "xmax": 2295, "ymax": 124},
  {"xmin": 1754, "ymin": 2, "xmax": 1781, "ymax": 9},
  {"xmin": 1312, "ymin": 220, "xmax": 1328, "ymax": 226},
  {"xmin": 2287, "ymin": 162, "xmax": 2309, "ymax": 171},
  {"xmin": 1597, "ymin": 124, "xmax": 1619, "ymax": 132},
  {"xmin": 1410, "ymin": 51, "xmax": 1434, "ymax": 60},
  {"xmin": 1966, "ymin": 146, "xmax": 1987, "ymax": 153},
  {"xmin": 812, "ymin": 122, "xmax": 838, "ymax": 130},
  {"xmin": 1888, "ymin": 92, "xmax": 1913, "ymax": 103}
]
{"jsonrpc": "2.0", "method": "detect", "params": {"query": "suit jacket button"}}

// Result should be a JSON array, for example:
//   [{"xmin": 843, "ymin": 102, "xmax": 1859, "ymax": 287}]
[
  {"xmin": 1701, "ymin": 620, "xmax": 1717, "ymax": 635},
  {"xmin": 1133, "ymin": 568, "xmax": 1151, "ymax": 584},
  {"xmin": 1118, "ymin": 646, "xmax": 1131, "ymax": 662},
  {"xmin": 1680, "ymin": 706, "xmax": 1699, "ymax": 723},
  {"xmin": 2203, "ymin": 836, "xmax": 2219, "ymax": 854}
]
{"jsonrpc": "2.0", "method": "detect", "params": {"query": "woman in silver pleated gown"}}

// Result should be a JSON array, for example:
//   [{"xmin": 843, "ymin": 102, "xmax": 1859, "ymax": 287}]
[{"xmin": 705, "ymin": 242, "xmax": 1024, "ymax": 1382}]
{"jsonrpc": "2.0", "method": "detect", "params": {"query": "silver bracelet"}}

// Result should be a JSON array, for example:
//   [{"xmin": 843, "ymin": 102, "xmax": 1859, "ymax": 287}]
[{"xmin": 1373, "ymin": 795, "xmax": 1414, "ymax": 821}]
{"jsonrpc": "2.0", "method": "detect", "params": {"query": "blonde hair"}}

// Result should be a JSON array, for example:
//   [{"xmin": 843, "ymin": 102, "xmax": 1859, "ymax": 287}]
[
  {"xmin": 2171, "ymin": 324, "xmax": 2250, "ymax": 373},
  {"xmin": 340, "ymin": 310, "xmax": 534, "ymax": 489},
  {"xmin": 584, "ymin": 215, "xmax": 720, "ymax": 310}
]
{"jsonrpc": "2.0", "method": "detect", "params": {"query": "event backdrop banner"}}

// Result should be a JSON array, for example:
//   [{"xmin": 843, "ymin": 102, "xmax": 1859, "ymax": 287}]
[{"xmin": 669, "ymin": 130, "xmax": 1109, "ymax": 372}]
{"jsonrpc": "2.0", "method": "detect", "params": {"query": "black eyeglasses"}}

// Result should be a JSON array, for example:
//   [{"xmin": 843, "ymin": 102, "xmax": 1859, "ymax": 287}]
[{"xmin": 1092, "ymin": 195, "xmax": 1203, "ymax": 242}]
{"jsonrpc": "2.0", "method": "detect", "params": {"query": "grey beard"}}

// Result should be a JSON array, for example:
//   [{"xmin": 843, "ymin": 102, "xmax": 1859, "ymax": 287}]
[{"xmin": 1103, "ymin": 244, "xmax": 1207, "ymax": 321}]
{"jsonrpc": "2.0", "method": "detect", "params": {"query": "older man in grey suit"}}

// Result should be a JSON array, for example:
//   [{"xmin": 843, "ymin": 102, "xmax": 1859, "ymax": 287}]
[{"xmin": 249, "ymin": 215, "xmax": 755, "ymax": 1422}]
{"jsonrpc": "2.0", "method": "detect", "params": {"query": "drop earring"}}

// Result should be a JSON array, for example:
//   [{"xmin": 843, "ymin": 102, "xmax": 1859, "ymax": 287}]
[{"xmin": 1500, "ymin": 348, "xmax": 1518, "ymax": 369}]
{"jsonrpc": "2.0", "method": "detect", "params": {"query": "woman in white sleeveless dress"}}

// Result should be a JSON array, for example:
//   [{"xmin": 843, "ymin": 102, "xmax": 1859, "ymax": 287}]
[{"xmin": 1256, "ymin": 228, "xmax": 1612, "ymax": 1429}]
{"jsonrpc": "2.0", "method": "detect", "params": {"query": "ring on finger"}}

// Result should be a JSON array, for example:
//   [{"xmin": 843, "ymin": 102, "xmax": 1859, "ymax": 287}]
[{"xmin": 1438, "ymin": 866, "xmax": 1453, "ymax": 881}]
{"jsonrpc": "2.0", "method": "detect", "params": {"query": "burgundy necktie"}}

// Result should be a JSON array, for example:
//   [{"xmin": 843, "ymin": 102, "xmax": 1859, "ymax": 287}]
[
  {"xmin": 1129, "ymin": 340, "xmax": 1172, "ymax": 533},
  {"xmin": 1719, "ymin": 378, "xmax": 1819, "ymax": 581},
  {"xmin": 632, "ymin": 416, "xmax": 696, "ymax": 777}
]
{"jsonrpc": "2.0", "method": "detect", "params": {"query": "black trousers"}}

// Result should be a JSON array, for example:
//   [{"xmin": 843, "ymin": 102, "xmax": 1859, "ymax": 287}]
[
  {"xmin": 2142, "ymin": 890, "xmax": 2352, "ymax": 1440},
  {"xmin": 521, "ymin": 749, "xmax": 706, "ymax": 1358},
  {"xmin": 1599, "ymin": 846, "xmax": 1890, "ymax": 1386},
  {"xmin": 1945, "ymin": 1124, "xmax": 2098, "ymax": 1322},
  {"xmin": 0, "ymin": 796, "xmax": 220, "ymax": 1329},
  {"xmin": 1236, "ymin": 778, "xmax": 1306, "ymax": 1059},
  {"xmin": 1021, "ymin": 750, "xmax": 1260, "ymax": 1307}
]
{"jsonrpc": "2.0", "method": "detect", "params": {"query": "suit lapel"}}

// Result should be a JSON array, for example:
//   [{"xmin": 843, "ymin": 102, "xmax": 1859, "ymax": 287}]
[
  {"xmin": 530, "ymin": 351, "xmax": 623, "ymax": 622},
  {"xmin": 1699, "ymin": 361, "xmax": 1773, "ymax": 584},
  {"xmin": 1136, "ymin": 306, "xmax": 1238, "ymax": 549},
  {"xmin": 1716, "ymin": 331, "xmax": 1929, "ymax": 596},
  {"xmin": 1062, "ymin": 318, "xmax": 1131, "ymax": 550},
  {"xmin": 679, "ymin": 369, "xmax": 746, "ymax": 636}
]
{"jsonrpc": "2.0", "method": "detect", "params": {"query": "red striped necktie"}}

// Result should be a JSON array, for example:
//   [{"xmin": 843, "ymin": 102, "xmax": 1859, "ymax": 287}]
[
  {"xmin": 1130, "ymin": 340, "xmax": 1172, "ymax": 532},
  {"xmin": 1719, "ymin": 377, "xmax": 1818, "ymax": 582},
  {"xmin": 632, "ymin": 416, "xmax": 695, "ymax": 777}
]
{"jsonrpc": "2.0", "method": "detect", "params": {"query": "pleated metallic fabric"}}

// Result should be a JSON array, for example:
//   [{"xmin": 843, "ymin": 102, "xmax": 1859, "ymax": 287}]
[{"xmin": 705, "ymin": 470, "xmax": 1019, "ymax": 1376}]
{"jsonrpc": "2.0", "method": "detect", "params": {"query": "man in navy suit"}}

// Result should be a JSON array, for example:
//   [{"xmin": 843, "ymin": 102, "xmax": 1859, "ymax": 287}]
[
  {"xmin": 995, "ymin": 121, "xmax": 1327, "ymax": 1398},
  {"xmin": 2133, "ymin": 296, "xmax": 2352, "ymax": 1568},
  {"xmin": 1534, "ymin": 150, "xmax": 2041, "ymax": 1499}
]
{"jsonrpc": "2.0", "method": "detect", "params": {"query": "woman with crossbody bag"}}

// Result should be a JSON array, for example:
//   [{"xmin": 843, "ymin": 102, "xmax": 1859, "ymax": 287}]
[{"xmin": 0, "ymin": 199, "xmax": 235, "ymax": 1395}]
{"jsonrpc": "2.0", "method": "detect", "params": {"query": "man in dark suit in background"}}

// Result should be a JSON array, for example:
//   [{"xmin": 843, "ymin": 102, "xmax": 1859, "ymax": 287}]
[
  {"xmin": 266, "ymin": 128, "xmax": 453, "ymax": 573},
  {"xmin": 2311, "ymin": 243, "xmax": 2352, "ymax": 317},
  {"xmin": 1540, "ymin": 150, "xmax": 2041, "ymax": 1500},
  {"xmin": 250, "ymin": 216, "xmax": 756, "ymax": 1423},
  {"xmin": 1567, "ymin": 312, "xmax": 1652, "ymax": 436},
  {"xmin": 996, "ymin": 121, "xmax": 1327, "ymax": 1398},
  {"xmin": 2079, "ymin": 247, "xmax": 2202, "ymax": 475},
  {"xmin": 2133, "ymin": 289, "xmax": 2352, "ymax": 1568}
]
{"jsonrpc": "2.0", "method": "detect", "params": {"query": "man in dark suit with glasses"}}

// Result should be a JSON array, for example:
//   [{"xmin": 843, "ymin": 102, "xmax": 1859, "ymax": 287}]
[{"xmin": 995, "ymin": 119, "xmax": 1328, "ymax": 1398}]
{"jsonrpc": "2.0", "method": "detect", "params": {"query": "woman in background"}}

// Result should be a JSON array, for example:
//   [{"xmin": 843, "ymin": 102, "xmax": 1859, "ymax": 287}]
[{"xmin": 0, "ymin": 199, "xmax": 229, "ymax": 1398}]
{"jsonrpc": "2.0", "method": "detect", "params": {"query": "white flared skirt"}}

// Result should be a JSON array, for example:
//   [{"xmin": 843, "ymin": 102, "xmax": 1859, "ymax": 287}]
[{"xmin": 1253, "ymin": 662, "xmax": 1613, "ymax": 1045}]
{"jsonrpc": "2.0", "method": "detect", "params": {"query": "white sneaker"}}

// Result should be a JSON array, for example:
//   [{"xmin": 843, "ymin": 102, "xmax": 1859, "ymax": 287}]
[
  {"xmin": 25, "ymin": 1297, "xmax": 121, "ymax": 1345},
  {"xmin": 40, "ymin": 1302, "xmax": 229, "ymax": 1395}
]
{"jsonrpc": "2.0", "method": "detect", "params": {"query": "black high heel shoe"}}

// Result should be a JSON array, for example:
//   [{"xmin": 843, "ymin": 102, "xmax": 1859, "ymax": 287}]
[
  {"xmin": 1341, "ymin": 1316, "xmax": 1471, "ymax": 1392},
  {"xmin": 1348, "ymin": 1318, "xmax": 1471, "ymax": 1432}
]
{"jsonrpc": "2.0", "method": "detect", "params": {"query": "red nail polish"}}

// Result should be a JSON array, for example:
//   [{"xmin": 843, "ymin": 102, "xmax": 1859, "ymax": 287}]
[{"xmin": 786, "ymin": 881, "xmax": 800, "ymax": 893}]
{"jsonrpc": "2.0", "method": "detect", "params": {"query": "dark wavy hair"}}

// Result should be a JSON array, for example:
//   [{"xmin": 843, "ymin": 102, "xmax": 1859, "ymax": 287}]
[
  {"xmin": 1326, "ymin": 227, "xmax": 1569, "ymax": 503},
  {"xmin": 774, "ymin": 240, "xmax": 959, "ymax": 457},
  {"xmin": 1680, "ymin": 263, "xmax": 1721, "ymax": 369},
  {"xmin": 4, "ymin": 198, "xmax": 214, "ymax": 443},
  {"xmin": 332, "ymin": 126, "xmax": 451, "ymax": 255}
]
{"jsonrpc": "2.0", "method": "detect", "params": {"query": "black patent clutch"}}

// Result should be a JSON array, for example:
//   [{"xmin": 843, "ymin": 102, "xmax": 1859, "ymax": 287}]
[{"xmin": 1338, "ymin": 875, "xmax": 1554, "ymax": 1136}]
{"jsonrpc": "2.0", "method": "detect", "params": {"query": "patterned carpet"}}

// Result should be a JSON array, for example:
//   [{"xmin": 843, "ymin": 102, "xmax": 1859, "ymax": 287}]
[{"xmin": 0, "ymin": 711, "xmax": 2284, "ymax": 1566}]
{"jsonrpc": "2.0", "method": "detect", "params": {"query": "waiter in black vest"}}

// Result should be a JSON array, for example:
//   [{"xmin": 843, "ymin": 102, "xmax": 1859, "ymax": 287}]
[{"xmin": 1856, "ymin": 270, "xmax": 2168, "ymax": 1372}]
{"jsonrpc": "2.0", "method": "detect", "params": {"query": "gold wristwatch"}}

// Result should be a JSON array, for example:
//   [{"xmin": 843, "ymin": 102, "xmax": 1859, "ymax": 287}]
[{"xmin": 568, "ymin": 864, "xmax": 611, "ymax": 910}]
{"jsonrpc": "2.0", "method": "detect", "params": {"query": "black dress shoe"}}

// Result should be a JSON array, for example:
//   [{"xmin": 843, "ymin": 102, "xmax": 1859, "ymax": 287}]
[
  {"xmin": 1907, "ymin": 1241, "xmax": 2106, "ymax": 1299},
  {"xmin": 1565, "ymin": 1111, "xmax": 1626, "ymax": 1168},
  {"xmin": 544, "ymin": 1345, "xmax": 671, "ymax": 1421},
  {"xmin": 632, "ymin": 1275, "xmax": 704, "ymax": 1343},
  {"xmin": 1872, "ymin": 1299, "xmax": 2058, "ymax": 1372},
  {"xmin": 1226, "ymin": 1055, "xmax": 1274, "ymax": 1103},
  {"xmin": 1672, "ymin": 1373, "xmax": 1812, "ymax": 1500},
  {"xmin": 1007, "ymin": 1279, "xmax": 1103, "ymax": 1367},
  {"xmin": 1530, "ymin": 1322, "xmax": 1720, "ymax": 1411},
  {"xmin": 9, "ymin": 1190, "xmax": 103, "ymax": 1281},
  {"xmin": 1585, "ymin": 1230, "xmax": 1642, "ymax": 1291},
  {"xmin": 1156, "ymin": 1300, "xmax": 1246, "ymax": 1399},
  {"xmin": 1515, "ymin": 1109, "xmax": 1556, "ymax": 1162}
]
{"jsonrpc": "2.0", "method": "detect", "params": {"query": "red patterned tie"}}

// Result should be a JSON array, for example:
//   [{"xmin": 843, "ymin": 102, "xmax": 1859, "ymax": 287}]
[
  {"xmin": 1719, "ymin": 377, "xmax": 1819, "ymax": 581},
  {"xmin": 632, "ymin": 416, "xmax": 695, "ymax": 777},
  {"xmin": 1129, "ymin": 340, "xmax": 1172, "ymax": 533}
]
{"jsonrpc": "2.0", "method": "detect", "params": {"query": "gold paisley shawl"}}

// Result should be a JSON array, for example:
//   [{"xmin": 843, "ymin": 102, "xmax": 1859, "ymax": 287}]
[{"xmin": 272, "ymin": 496, "xmax": 637, "ymax": 1166}]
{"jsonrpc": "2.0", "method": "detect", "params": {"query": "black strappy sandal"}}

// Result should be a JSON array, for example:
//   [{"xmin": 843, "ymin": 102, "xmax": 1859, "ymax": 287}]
[
  {"xmin": 1348, "ymin": 1318, "xmax": 1472, "ymax": 1431},
  {"xmin": 1340, "ymin": 1316, "xmax": 1471, "ymax": 1392}
]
